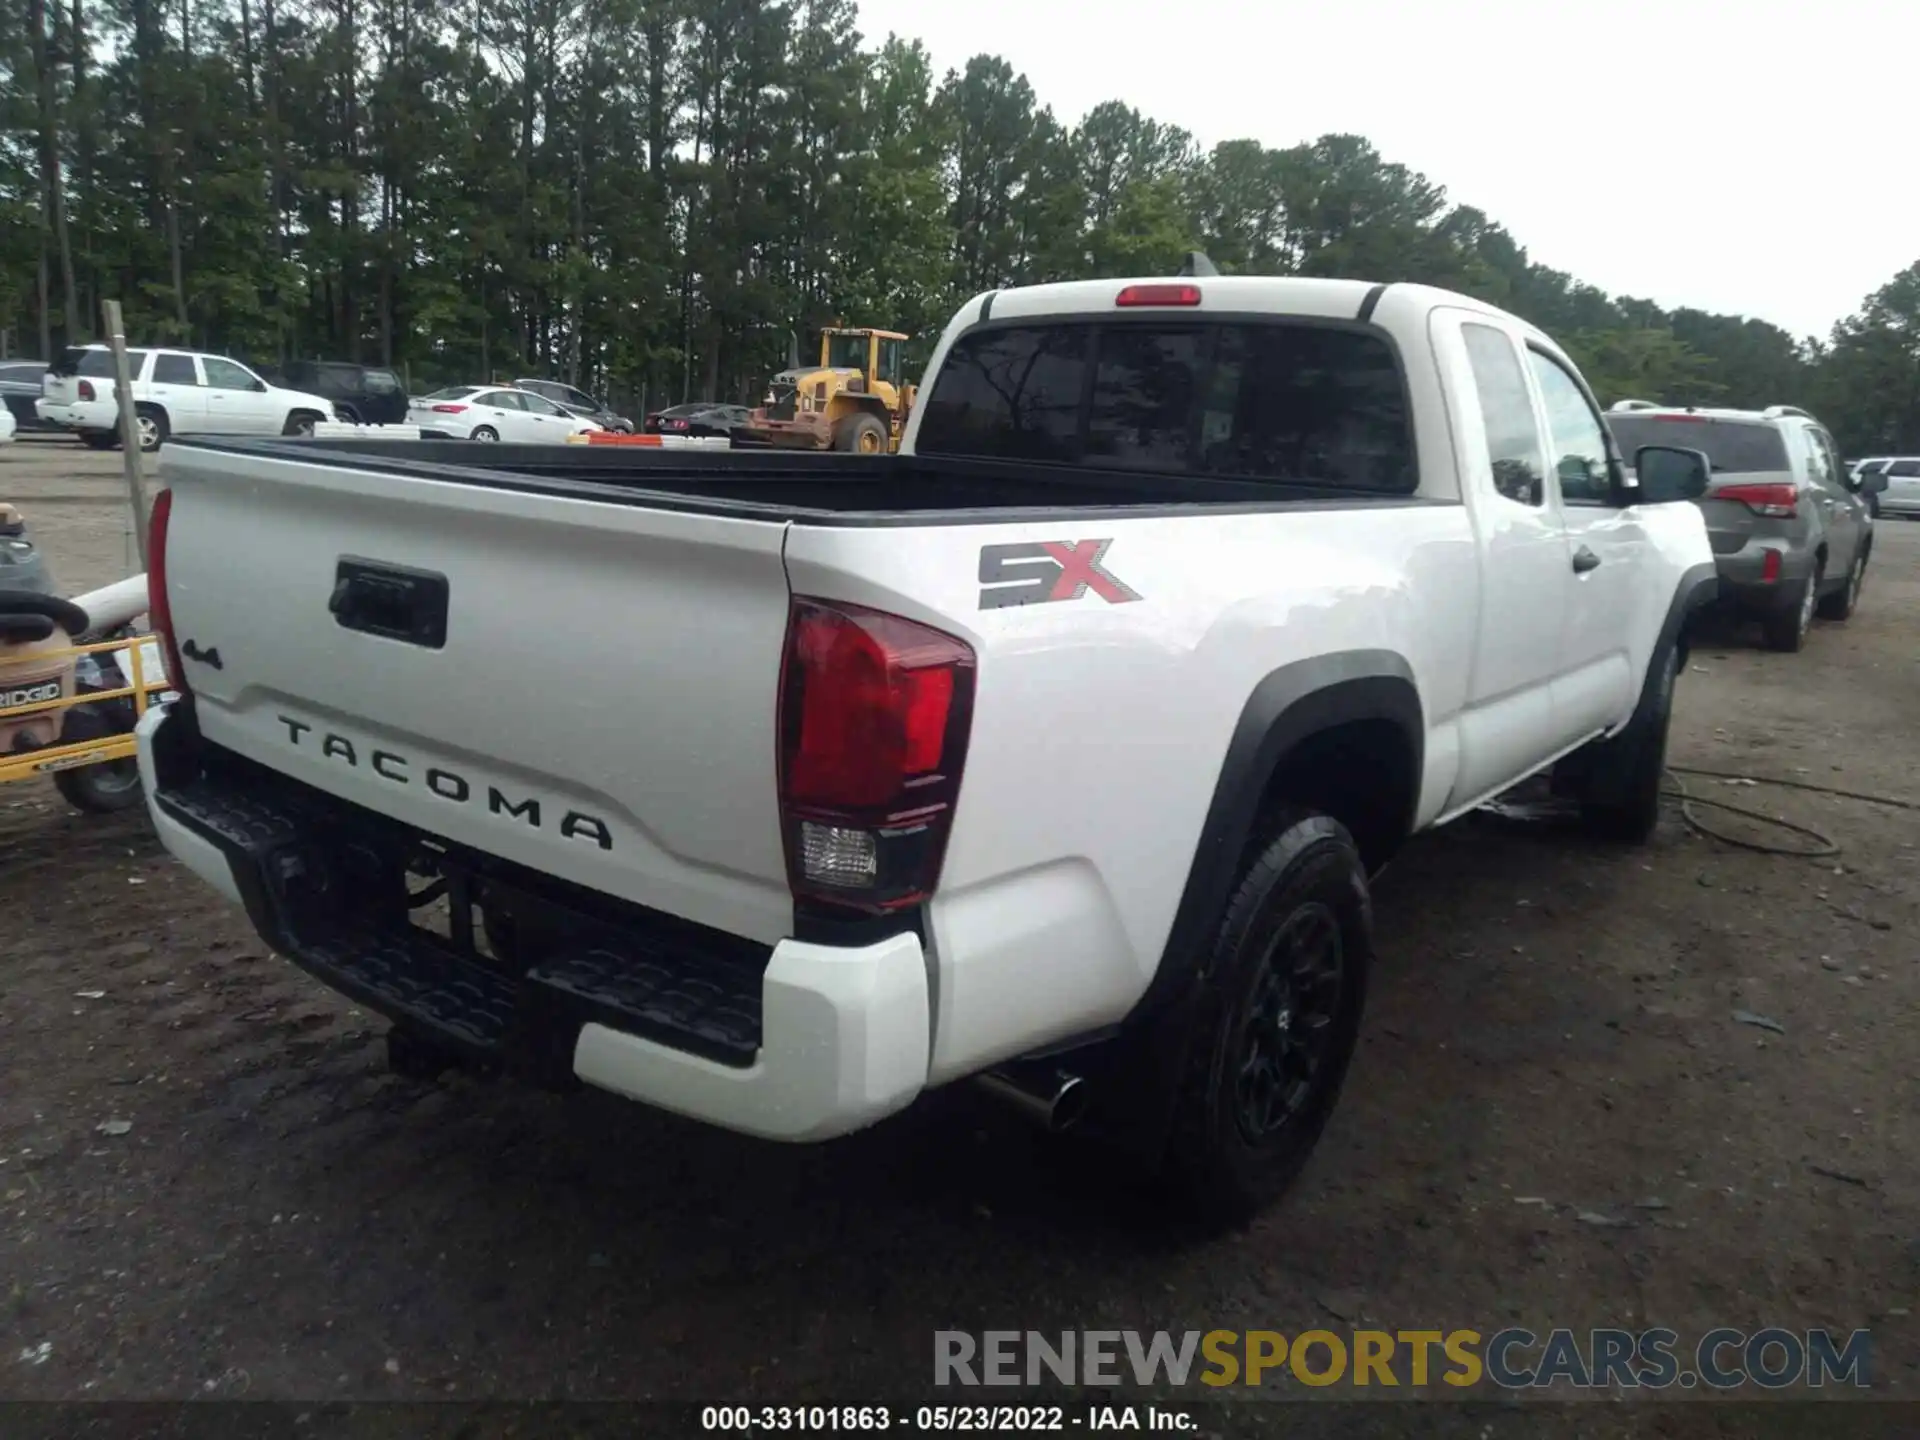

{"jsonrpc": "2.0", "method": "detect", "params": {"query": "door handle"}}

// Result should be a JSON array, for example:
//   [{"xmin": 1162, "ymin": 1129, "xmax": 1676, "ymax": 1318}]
[{"xmin": 1572, "ymin": 546, "xmax": 1601, "ymax": 574}]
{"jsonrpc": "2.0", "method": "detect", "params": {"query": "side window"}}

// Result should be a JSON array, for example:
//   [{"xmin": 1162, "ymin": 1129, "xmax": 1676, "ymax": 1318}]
[
  {"xmin": 1084, "ymin": 325, "xmax": 1203, "ymax": 471},
  {"xmin": 1808, "ymin": 429, "xmax": 1844, "ymax": 493},
  {"xmin": 487, "ymin": 391, "xmax": 527, "ymax": 411},
  {"xmin": 152, "ymin": 354, "xmax": 200, "ymax": 386},
  {"xmin": 1526, "ymin": 350, "xmax": 1612, "ymax": 505},
  {"xmin": 1460, "ymin": 324, "xmax": 1546, "ymax": 506},
  {"xmin": 1198, "ymin": 323, "xmax": 1414, "ymax": 492},
  {"xmin": 563, "ymin": 386, "xmax": 595, "ymax": 409},
  {"xmin": 1890, "ymin": 460, "xmax": 1920, "ymax": 478},
  {"xmin": 363, "ymin": 370, "xmax": 402, "ymax": 395},
  {"xmin": 202, "ymin": 357, "xmax": 257, "ymax": 389},
  {"xmin": 876, "ymin": 338, "xmax": 904, "ymax": 388},
  {"xmin": 914, "ymin": 325, "xmax": 1089, "ymax": 462},
  {"xmin": 522, "ymin": 393, "xmax": 564, "ymax": 416}
]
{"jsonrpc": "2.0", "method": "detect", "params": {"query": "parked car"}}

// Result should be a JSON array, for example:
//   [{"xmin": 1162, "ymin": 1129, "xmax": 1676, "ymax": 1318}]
[
  {"xmin": 513, "ymin": 379, "xmax": 632, "ymax": 433},
  {"xmin": 1850, "ymin": 457, "xmax": 1919, "ymax": 519},
  {"xmin": 406, "ymin": 385, "xmax": 603, "ymax": 443},
  {"xmin": 0, "ymin": 403, "xmax": 14, "ymax": 445},
  {"xmin": 36, "ymin": 346, "xmax": 339, "ymax": 452},
  {"xmin": 1604, "ymin": 403, "xmax": 1872, "ymax": 652},
  {"xmin": 271, "ymin": 360, "xmax": 409, "ymax": 426},
  {"xmin": 643, "ymin": 402, "xmax": 753, "ymax": 438},
  {"xmin": 138, "ymin": 270, "xmax": 1716, "ymax": 1225},
  {"xmin": 0, "ymin": 360, "xmax": 54, "ymax": 434}
]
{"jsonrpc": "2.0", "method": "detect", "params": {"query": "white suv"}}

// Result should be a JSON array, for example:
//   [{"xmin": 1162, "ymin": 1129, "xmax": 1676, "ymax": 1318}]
[{"xmin": 37, "ymin": 346, "xmax": 339, "ymax": 452}]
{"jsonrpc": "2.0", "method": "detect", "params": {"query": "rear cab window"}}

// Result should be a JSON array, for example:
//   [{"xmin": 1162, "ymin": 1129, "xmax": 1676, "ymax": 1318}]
[
  {"xmin": 1605, "ymin": 415, "xmax": 1789, "ymax": 476},
  {"xmin": 53, "ymin": 347, "xmax": 150, "ymax": 380},
  {"xmin": 915, "ymin": 320, "xmax": 1415, "ymax": 492}
]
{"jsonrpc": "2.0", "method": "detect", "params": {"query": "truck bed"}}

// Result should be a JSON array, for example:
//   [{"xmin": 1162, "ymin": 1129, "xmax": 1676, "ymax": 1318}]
[{"xmin": 168, "ymin": 435, "xmax": 1433, "ymax": 525}]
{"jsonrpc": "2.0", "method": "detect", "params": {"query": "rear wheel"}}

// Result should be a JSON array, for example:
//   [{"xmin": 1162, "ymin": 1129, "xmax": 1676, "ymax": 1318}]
[
  {"xmin": 53, "ymin": 759, "xmax": 144, "ymax": 814},
  {"xmin": 283, "ymin": 410, "xmax": 325, "ymax": 437},
  {"xmin": 471, "ymin": 425, "xmax": 500, "ymax": 442},
  {"xmin": 134, "ymin": 405, "xmax": 168, "ymax": 453},
  {"xmin": 1161, "ymin": 808, "xmax": 1371, "ymax": 1227},
  {"xmin": 836, "ymin": 412, "xmax": 888, "ymax": 454},
  {"xmin": 80, "ymin": 430, "xmax": 118, "ymax": 450},
  {"xmin": 1816, "ymin": 547, "xmax": 1867, "ymax": 621},
  {"xmin": 1762, "ymin": 560, "xmax": 1820, "ymax": 652}
]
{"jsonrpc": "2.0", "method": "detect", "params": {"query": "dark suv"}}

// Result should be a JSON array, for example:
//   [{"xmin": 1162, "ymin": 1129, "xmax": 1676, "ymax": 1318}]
[
  {"xmin": 275, "ymin": 361, "xmax": 407, "ymax": 425},
  {"xmin": 513, "ymin": 379, "xmax": 632, "ymax": 433}
]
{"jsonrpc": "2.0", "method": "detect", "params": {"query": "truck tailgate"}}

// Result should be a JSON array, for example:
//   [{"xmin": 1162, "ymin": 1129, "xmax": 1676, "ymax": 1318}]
[{"xmin": 161, "ymin": 445, "xmax": 796, "ymax": 945}]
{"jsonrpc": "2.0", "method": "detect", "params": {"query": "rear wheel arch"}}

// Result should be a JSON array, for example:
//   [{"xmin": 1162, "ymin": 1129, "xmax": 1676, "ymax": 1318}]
[
  {"xmin": 1136, "ymin": 651, "xmax": 1423, "ymax": 1023},
  {"xmin": 1082, "ymin": 653, "xmax": 1421, "ymax": 1166}
]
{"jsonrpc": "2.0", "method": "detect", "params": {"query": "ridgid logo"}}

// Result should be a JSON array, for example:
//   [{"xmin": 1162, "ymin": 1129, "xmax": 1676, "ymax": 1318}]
[{"xmin": 934, "ymin": 1327, "xmax": 1872, "ymax": 1391}]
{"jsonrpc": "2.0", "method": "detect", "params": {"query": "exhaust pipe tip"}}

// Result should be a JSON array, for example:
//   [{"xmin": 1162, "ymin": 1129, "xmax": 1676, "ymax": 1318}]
[{"xmin": 977, "ymin": 1066, "xmax": 1090, "ymax": 1133}]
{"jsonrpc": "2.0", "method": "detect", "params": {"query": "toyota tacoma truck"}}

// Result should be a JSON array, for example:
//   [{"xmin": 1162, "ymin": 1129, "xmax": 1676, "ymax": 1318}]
[{"xmin": 137, "ymin": 273, "xmax": 1717, "ymax": 1222}]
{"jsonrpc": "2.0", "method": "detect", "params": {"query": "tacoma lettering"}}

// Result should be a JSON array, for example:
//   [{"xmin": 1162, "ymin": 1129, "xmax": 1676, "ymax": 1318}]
[{"xmin": 276, "ymin": 714, "xmax": 612, "ymax": 851}]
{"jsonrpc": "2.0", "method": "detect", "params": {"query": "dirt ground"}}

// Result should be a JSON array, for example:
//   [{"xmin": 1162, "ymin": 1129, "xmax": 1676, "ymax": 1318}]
[{"xmin": 2, "ymin": 433, "xmax": 1917, "ymax": 1429}]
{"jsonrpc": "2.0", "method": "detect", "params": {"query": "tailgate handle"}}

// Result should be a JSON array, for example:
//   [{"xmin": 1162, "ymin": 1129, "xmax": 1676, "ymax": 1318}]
[{"xmin": 328, "ymin": 558, "xmax": 450, "ymax": 649}]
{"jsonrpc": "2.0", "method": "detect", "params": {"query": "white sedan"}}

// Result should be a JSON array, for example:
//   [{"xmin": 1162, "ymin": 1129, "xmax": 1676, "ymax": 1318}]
[
  {"xmin": 0, "ymin": 404, "xmax": 15, "ymax": 445},
  {"xmin": 407, "ymin": 385, "xmax": 603, "ymax": 443}
]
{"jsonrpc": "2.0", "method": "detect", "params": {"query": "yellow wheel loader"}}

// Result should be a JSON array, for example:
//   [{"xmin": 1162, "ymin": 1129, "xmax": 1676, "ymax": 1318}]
[{"xmin": 743, "ymin": 328, "xmax": 914, "ymax": 454}]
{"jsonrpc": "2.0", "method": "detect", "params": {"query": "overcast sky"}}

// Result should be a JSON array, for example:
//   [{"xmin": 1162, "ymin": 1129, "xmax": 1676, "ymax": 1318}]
[{"xmin": 854, "ymin": 0, "xmax": 1909, "ymax": 342}]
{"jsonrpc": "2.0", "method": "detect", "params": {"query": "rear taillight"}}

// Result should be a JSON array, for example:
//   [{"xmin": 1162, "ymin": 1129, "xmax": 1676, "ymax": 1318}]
[
  {"xmin": 1761, "ymin": 549, "xmax": 1782, "ymax": 583},
  {"xmin": 78, "ymin": 380, "xmax": 96, "ymax": 401},
  {"xmin": 147, "ymin": 488, "xmax": 188, "ymax": 695},
  {"xmin": 777, "ymin": 598, "xmax": 976, "ymax": 913},
  {"xmin": 1717, "ymin": 483, "xmax": 1797, "ymax": 518},
  {"xmin": 1116, "ymin": 283, "xmax": 1201, "ymax": 307},
  {"xmin": 431, "ymin": 403, "xmax": 468, "ymax": 414}
]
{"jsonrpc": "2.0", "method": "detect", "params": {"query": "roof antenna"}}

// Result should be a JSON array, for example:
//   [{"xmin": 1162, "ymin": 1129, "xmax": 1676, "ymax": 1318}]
[{"xmin": 1177, "ymin": 251, "xmax": 1219, "ymax": 277}]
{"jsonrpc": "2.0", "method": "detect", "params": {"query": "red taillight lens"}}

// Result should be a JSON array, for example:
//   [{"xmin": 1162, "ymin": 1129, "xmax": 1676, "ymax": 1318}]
[
  {"xmin": 777, "ymin": 598, "xmax": 976, "ymax": 912},
  {"xmin": 1116, "ymin": 284, "xmax": 1201, "ymax": 307},
  {"xmin": 431, "ymin": 403, "xmax": 469, "ymax": 414},
  {"xmin": 1761, "ymin": 549, "xmax": 1782, "ymax": 583},
  {"xmin": 1716, "ymin": 482, "xmax": 1797, "ymax": 518},
  {"xmin": 78, "ymin": 380, "xmax": 96, "ymax": 401},
  {"xmin": 147, "ymin": 488, "xmax": 188, "ymax": 695}
]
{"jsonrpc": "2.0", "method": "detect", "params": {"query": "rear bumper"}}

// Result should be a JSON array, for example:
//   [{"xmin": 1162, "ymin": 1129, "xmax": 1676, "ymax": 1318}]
[
  {"xmin": 35, "ymin": 400, "xmax": 103, "ymax": 431},
  {"xmin": 1712, "ymin": 541, "xmax": 1816, "ymax": 613},
  {"xmin": 136, "ymin": 704, "xmax": 931, "ymax": 1141}
]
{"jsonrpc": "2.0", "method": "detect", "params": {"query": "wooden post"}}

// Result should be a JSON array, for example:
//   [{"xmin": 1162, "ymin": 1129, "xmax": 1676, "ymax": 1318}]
[{"xmin": 101, "ymin": 298, "xmax": 150, "ymax": 568}]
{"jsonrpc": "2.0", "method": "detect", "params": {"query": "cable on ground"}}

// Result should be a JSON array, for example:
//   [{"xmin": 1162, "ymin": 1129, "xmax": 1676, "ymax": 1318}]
[{"xmin": 1659, "ymin": 764, "xmax": 1916, "ymax": 858}]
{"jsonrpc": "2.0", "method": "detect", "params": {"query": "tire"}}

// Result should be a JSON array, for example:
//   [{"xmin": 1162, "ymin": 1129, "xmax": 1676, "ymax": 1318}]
[
  {"xmin": 80, "ymin": 430, "xmax": 118, "ymax": 450},
  {"xmin": 1762, "ymin": 559, "xmax": 1820, "ymax": 652},
  {"xmin": 1161, "ymin": 808, "xmax": 1372, "ymax": 1227},
  {"xmin": 283, "ymin": 410, "xmax": 324, "ymax": 437},
  {"xmin": 1576, "ymin": 641, "xmax": 1676, "ymax": 844},
  {"xmin": 836, "ymin": 412, "xmax": 888, "ymax": 454},
  {"xmin": 1815, "ymin": 546, "xmax": 1867, "ymax": 621},
  {"xmin": 53, "ymin": 758, "xmax": 145, "ymax": 815},
  {"xmin": 471, "ymin": 425, "xmax": 500, "ymax": 442},
  {"xmin": 334, "ymin": 405, "xmax": 361, "ymax": 426},
  {"xmin": 134, "ymin": 405, "xmax": 168, "ymax": 453}
]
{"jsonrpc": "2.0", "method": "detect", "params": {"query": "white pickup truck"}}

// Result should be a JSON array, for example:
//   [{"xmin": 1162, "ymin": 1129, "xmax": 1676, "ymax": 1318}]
[{"xmin": 137, "ymin": 272, "xmax": 1717, "ymax": 1222}]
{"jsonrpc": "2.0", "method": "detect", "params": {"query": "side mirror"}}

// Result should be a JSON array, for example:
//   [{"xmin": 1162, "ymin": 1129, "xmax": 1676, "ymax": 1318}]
[
  {"xmin": 1633, "ymin": 445, "xmax": 1711, "ymax": 503},
  {"xmin": 251, "ymin": 379, "xmax": 269, "ymax": 393}
]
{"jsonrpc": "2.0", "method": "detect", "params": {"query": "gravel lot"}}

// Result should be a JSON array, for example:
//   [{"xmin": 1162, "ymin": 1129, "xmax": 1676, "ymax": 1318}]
[{"xmin": 2, "ymin": 434, "xmax": 1916, "ymax": 1429}]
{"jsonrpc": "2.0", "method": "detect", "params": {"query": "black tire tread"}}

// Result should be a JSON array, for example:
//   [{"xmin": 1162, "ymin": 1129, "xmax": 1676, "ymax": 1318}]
[{"xmin": 1162, "ymin": 807, "xmax": 1372, "ymax": 1228}]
